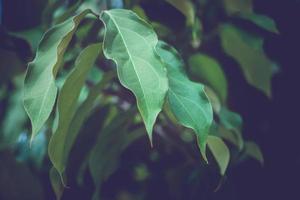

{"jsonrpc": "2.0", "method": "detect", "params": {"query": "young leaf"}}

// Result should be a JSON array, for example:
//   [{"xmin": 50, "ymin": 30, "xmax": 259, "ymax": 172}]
[
  {"xmin": 207, "ymin": 135, "xmax": 230, "ymax": 175},
  {"xmin": 188, "ymin": 54, "xmax": 228, "ymax": 104},
  {"xmin": 165, "ymin": 0, "xmax": 195, "ymax": 26},
  {"xmin": 244, "ymin": 141, "xmax": 264, "ymax": 165},
  {"xmin": 100, "ymin": 9, "xmax": 168, "ymax": 142},
  {"xmin": 156, "ymin": 41, "xmax": 213, "ymax": 161},
  {"xmin": 220, "ymin": 24, "xmax": 274, "ymax": 97},
  {"xmin": 48, "ymin": 43, "xmax": 101, "ymax": 174},
  {"xmin": 23, "ymin": 9, "xmax": 94, "ymax": 141}
]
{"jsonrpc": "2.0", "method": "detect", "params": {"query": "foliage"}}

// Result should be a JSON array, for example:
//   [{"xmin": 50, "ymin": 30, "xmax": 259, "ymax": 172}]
[{"xmin": 0, "ymin": 0, "xmax": 278, "ymax": 199}]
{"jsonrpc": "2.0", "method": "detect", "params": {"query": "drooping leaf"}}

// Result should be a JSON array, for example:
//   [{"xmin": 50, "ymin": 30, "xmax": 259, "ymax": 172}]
[
  {"xmin": 165, "ymin": 0, "xmax": 195, "ymax": 26},
  {"xmin": 49, "ymin": 167, "xmax": 64, "ymax": 200},
  {"xmin": 220, "ymin": 24, "xmax": 275, "ymax": 97},
  {"xmin": 48, "ymin": 43, "xmax": 102, "ymax": 174},
  {"xmin": 100, "ymin": 9, "xmax": 168, "ymax": 142},
  {"xmin": 218, "ymin": 107, "xmax": 243, "ymax": 149},
  {"xmin": 223, "ymin": 0, "xmax": 278, "ymax": 34},
  {"xmin": 89, "ymin": 109, "xmax": 144, "ymax": 200},
  {"xmin": 244, "ymin": 141, "xmax": 264, "ymax": 165},
  {"xmin": 218, "ymin": 125, "xmax": 243, "ymax": 150},
  {"xmin": 219, "ymin": 107, "xmax": 242, "ymax": 132},
  {"xmin": 156, "ymin": 41, "xmax": 213, "ymax": 161},
  {"xmin": 204, "ymin": 86, "xmax": 221, "ymax": 114},
  {"xmin": 188, "ymin": 54, "xmax": 228, "ymax": 103},
  {"xmin": 23, "ymin": 9, "xmax": 95, "ymax": 141},
  {"xmin": 207, "ymin": 136, "xmax": 230, "ymax": 175},
  {"xmin": 239, "ymin": 13, "xmax": 279, "ymax": 34},
  {"xmin": 59, "ymin": 71, "xmax": 115, "ymax": 170}
]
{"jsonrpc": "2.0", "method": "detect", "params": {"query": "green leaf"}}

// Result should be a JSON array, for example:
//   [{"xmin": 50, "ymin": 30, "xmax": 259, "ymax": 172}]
[
  {"xmin": 156, "ymin": 41, "xmax": 213, "ymax": 161},
  {"xmin": 244, "ymin": 141, "xmax": 264, "ymax": 165},
  {"xmin": 218, "ymin": 126, "xmax": 243, "ymax": 150},
  {"xmin": 100, "ymin": 9, "xmax": 168, "ymax": 142},
  {"xmin": 218, "ymin": 107, "xmax": 243, "ymax": 149},
  {"xmin": 220, "ymin": 24, "xmax": 274, "ymax": 97},
  {"xmin": 48, "ymin": 43, "xmax": 102, "ymax": 174},
  {"xmin": 207, "ymin": 136, "xmax": 230, "ymax": 175},
  {"xmin": 239, "ymin": 13, "xmax": 279, "ymax": 34},
  {"xmin": 165, "ymin": 0, "xmax": 195, "ymax": 26},
  {"xmin": 50, "ymin": 167, "xmax": 64, "ymax": 200},
  {"xmin": 204, "ymin": 86, "xmax": 221, "ymax": 114},
  {"xmin": 89, "ymin": 110, "xmax": 144, "ymax": 199},
  {"xmin": 24, "ymin": 9, "xmax": 94, "ymax": 142},
  {"xmin": 188, "ymin": 54, "xmax": 228, "ymax": 103},
  {"xmin": 219, "ymin": 107, "xmax": 242, "ymax": 132}
]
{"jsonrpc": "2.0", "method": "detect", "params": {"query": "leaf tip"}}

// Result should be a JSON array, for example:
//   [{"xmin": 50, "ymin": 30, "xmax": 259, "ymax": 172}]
[{"xmin": 198, "ymin": 137, "xmax": 208, "ymax": 164}]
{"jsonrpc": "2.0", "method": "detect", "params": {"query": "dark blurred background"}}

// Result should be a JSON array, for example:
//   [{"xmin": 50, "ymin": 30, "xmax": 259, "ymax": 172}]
[{"xmin": 1, "ymin": 0, "xmax": 300, "ymax": 200}]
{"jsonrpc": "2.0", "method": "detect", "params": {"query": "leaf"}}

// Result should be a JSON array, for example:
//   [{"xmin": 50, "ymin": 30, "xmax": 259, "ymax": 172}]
[
  {"xmin": 220, "ymin": 24, "xmax": 274, "ymax": 97},
  {"xmin": 60, "ymin": 71, "xmax": 115, "ymax": 168},
  {"xmin": 207, "ymin": 136, "xmax": 230, "ymax": 175},
  {"xmin": 219, "ymin": 107, "xmax": 242, "ymax": 132},
  {"xmin": 204, "ymin": 86, "xmax": 221, "ymax": 114},
  {"xmin": 100, "ymin": 9, "xmax": 168, "ymax": 142},
  {"xmin": 89, "ymin": 110, "xmax": 144, "ymax": 199},
  {"xmin": 24, "ymin": 9, "xmax": 95, "ymax": 141},
  {"xmin": 239, "ymin": 13, "xmax": 279, "ymax": 34},
  {"xmin": 50, "ymin": 167, "xmax": 64, "ymax": 200},
  {"xmin": 156, "ymin": 41, "xmax": 213, "ymax": 161},
  {"xmin": 223, "ymin": 0, "xmax": 278, "ymax": 34},
  {"xmin": 244, "ymin": 141, "xmax": 264, "ymax": 165},
  {"xmin": 165, "ymin": 0, "xmax": 195, "ymax": 26},
  {"xmin": 48, "ymin": 43, "xmax": 102, "ymax": 174},
  {"xmin": 218, "ymin": 126, "xmax": 243, "ymax": 150},
  {"xmin": 218, "ymin": 107, "xmax": 243, "ymax": 149},
  {"xmin": 188, "ymin": 54, "xmax": 228, "ymax": 103}
]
